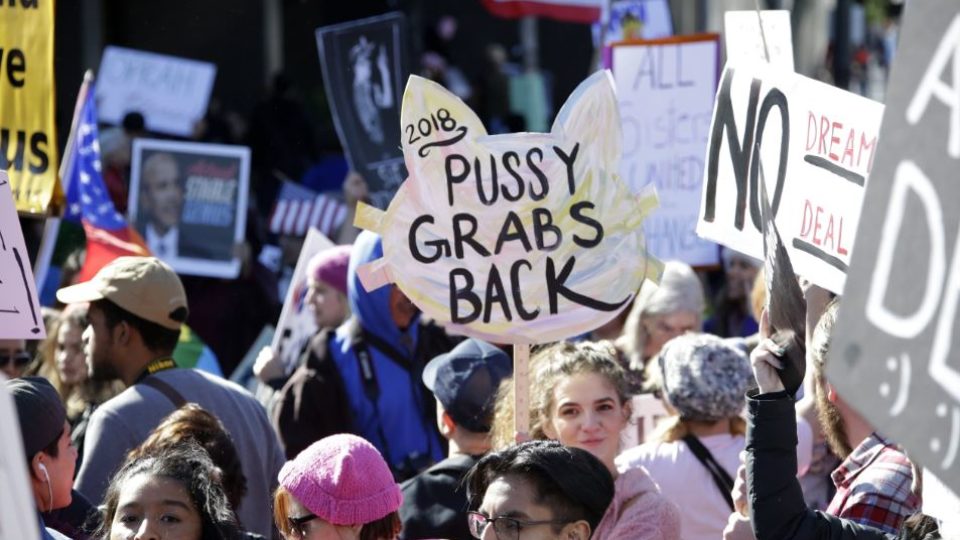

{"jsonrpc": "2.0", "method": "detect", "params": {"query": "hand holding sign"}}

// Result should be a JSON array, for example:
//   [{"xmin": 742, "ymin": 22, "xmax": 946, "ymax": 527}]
[{"xmin": 354, "ymin": 71, "xmax": 661, "ymax": 344}]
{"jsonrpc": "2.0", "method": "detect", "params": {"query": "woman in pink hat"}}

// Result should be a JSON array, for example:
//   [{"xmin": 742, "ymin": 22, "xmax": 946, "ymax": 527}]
[{"xmin": 273, "ymin": 433, "xmax": 402, "ymax": 540}]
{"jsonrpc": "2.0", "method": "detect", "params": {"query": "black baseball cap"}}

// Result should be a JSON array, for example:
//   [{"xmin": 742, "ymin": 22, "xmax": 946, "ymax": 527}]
[{"xmin": 422, "ymin": 339, "xmax": 512, "ymax": 433}]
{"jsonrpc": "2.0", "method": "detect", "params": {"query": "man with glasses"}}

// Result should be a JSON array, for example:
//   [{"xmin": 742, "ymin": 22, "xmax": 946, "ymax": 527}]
[
  {"xmin": 0, "ymin": 339, "xmax": 30, "ymax": 379},
  {"xmin": 464, "ymin": 440, "xmax": 614, "ymax": 540}
]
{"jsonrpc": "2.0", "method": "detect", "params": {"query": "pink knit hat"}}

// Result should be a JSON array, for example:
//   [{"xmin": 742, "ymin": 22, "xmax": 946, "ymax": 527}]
[
  {"xmin": 278, "ymin": 434, "xmax": 402, "ymax": 525},
  {"xmin": 306, "ymin": 245, "xmax": 352, "ymax": 295}
]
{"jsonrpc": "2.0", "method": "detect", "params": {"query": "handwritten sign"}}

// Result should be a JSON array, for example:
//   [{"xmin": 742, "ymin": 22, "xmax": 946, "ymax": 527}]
[
  {"xmin": 0, "ymin": 1, "xmax": 58, "ymax": 214},
  {"xmin": 354, "ymin": 72, "xmax": 661, "ymax": 344},
  {"xmin": 829, "ymin": 1, "xmax": 960, "ymax": 497},
  {"xmin": 0, "ymin": 377, "xmax": 40, "ymax": 540},
  {"xmin": 0, "ymin": 172, "xmax": 44, "ymax": 339},
  {"xmin": 697, "ymin": 62, "xmax": 883, "ymax": 294},
  {"xmin": 271, "ymin": 228, "xmax": 335, "ymax": 373},
  {"xmin": 128, "ymin": 139, "xmax": 250, "ymax": 279},
  {"xmin": 96, "ymin": 46, "xmax": 216, "ymax": 137},
  {"xmin": 612, "ymin": 35, "xmax": 720, "ymax": 266},
  {"xmin": 724, "ymin": 10, "xmax": 794, "ymax": 70}
]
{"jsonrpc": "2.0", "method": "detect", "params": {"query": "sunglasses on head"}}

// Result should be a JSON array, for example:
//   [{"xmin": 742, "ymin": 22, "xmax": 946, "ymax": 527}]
[{"xmin": 0, "ymin": 352, "xmax": 30, "ymax": 369}]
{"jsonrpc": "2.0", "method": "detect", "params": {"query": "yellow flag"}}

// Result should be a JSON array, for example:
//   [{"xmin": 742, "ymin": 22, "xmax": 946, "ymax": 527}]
[{"xmin": 0, "ymin": 0, "xmax": 58, "ymax": 215}]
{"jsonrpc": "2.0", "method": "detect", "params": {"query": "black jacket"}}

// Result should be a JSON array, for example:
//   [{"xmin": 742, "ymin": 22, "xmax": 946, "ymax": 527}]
[
  {"xmin": 399, "ymin": 454, "xmax": 480, "ymax": 540},
  {"xmin": 746, "ymin": 391, "xmax": 897, "ymax": 540}
]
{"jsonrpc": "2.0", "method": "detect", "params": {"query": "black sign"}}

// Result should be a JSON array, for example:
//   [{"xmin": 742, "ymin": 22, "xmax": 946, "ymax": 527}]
[
  {"xmin": 829, "ymin": 1, "xmax": 960, "ymax": 496},
  {"xmin": 316, "ymin": 12, "xmax": 410, "ymax": 209}
]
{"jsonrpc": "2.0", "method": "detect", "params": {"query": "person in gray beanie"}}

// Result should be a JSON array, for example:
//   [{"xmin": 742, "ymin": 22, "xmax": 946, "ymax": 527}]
[
  {"xmin": 617, "ymin": 333, "xmax": 754, "ymax": 540},
  {"xmin": 6, "ymin": 376, "xmax": 78, "ymax": 540}
]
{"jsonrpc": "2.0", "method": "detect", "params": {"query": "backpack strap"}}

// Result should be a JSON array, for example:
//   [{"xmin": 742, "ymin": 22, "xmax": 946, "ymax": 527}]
[
  {"xmin": 140, "ymin": 376, "xmax": 187, "ymax": 408},
  {"xmin": 683, "ymin": 434, "xmax": 735, "ymax": 511}
]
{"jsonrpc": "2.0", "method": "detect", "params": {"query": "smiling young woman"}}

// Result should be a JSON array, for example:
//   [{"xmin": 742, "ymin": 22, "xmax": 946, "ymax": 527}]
[{"xmin": 491, "ymin": 341, "xmax": 681, "ymax": 539}]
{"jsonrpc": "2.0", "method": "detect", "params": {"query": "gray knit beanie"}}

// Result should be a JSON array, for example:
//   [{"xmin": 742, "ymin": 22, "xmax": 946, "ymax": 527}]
[{"xmin": 657, "ymin": 333, "xmax": 753, "ymax": 422}]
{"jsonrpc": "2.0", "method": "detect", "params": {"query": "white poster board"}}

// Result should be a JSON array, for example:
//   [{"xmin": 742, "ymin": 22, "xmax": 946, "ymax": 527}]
[
  {"xmin": 612, "ymin": 35, "xmax": 720, "ymax": 266},
  {"xmin": 0, "ymin": 172, "xmax": 45, "ymax": 339},
  {"xmin": 270, "ymin": 229, "xmax": 335, "ymax": 373},
  {"xmin": 0, "ymin": 376, "xmax": 41, "ymax": 540},
  {"xmin": 96, "ymin": 46, "xmax": 216, "ymax": 137},
  {"xmin": 697, "ymin": 63, "xmax": 883, "ymax": 294},
  {"xmin": 724, "ymin": 10, "xmax": 795, "ymax": 70}
]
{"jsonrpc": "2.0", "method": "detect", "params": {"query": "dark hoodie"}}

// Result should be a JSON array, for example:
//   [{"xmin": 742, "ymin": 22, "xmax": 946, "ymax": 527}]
[{"xmin": 328, "ymin": 231, "xmax": 446, "ymax": 475}]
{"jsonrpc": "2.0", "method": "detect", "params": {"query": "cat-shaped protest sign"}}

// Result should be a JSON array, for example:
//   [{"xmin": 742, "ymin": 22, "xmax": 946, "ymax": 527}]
[{"xmin": 354, "ymin": 71, "xmax": 661, "ymax": 344}]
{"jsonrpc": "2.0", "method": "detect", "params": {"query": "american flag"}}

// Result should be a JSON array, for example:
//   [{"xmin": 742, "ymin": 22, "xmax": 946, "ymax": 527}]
[
  {"xmin": 268, "ymin": 180, "xmax": 347, "ymax": 238},
  {"xmin": 62, "ymin": 81, "xmax": 148, "ymax": 282}
]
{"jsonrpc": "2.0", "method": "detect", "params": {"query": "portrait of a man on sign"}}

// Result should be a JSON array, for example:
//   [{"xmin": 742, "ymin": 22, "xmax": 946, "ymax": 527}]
[
  {"xmin": 139, "ymin": 152, "xmax": 188, "ymax": 259},
  {"xmin": 129, "ymin": 139, "xmax": 251, "ymax": 279},
  {"xmin": 354, "ymin": 71, "xmax": 661, "ymax": 344}
]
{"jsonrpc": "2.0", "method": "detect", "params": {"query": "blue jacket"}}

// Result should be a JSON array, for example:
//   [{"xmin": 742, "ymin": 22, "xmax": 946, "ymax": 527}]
[{"xmin": 329, "ymin": 232, "xmax": 446, "ymax": 476}]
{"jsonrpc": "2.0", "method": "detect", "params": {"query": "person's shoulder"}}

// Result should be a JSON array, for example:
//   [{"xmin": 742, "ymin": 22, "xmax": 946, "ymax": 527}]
[{"xmin": 617, "ymin": 441, "xmax": 673, "ymax": 469}]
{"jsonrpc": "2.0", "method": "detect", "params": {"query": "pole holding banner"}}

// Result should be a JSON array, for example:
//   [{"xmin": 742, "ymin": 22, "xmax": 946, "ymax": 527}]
[{"xmin": 513, "ymin": 343, "xmax": 531, "ymax": 440}]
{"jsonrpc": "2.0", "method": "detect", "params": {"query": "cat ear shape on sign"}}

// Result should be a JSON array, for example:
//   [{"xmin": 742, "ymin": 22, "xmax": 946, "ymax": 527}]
[
  {"xmin": 400, "ymin": 75, "xmax": 487, "ymax": 166},
  {"xmin": 550, "ymin": 70, "xmax": 621, "ymax": 165}
]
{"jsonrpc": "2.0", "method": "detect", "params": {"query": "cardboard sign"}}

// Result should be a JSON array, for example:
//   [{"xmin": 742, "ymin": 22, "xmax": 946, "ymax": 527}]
[
  {"xmin": 0, "ymin": 377, "xmax": 40, "ymax": 540},
  {"xmin": 697, "ymin": 63, "xmax": 883, "ymax": 294},
  {"xmin": 724, "ymin": 10, "xmax": 794, "ymax": 70},
  {"xmin": 270, "ymin": 229, "xmax": 335, "ymax": 373},
  {"xmin": 612, "ymin": 35, "xmax": 720, "ymax": 266},
  {"xmin": 828, "ymin": 2, "xmax": 960, "ymax": 496},
  {"xmin": 0, "ymin": 172, "xmax": 44, "ymax": 339},
  {"xmin": 96, "ymin": 46, "xmax": 216, "ymax": 137},
  {"xmin": 0, "ymin": 1, "xmax": 59, "ymax": 214},
  {"xmin": 316, "ymin": 13, "xmax": 410, "ymax": 210},
  {"xmin": 128, "ymin": 139, "xmax": 250, "ymax": 279},
  {"xmin": 354, "ymin": 72, "xmax": 661, "ymax": 344}
]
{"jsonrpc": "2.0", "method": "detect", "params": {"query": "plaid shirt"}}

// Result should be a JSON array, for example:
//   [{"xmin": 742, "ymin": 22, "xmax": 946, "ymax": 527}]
[{"xmin": 826, "ymin": 432, "xmax": 920, "ymax": 535}]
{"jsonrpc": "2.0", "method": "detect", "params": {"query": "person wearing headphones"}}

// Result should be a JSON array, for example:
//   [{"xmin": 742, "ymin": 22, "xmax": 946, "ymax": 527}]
[{"xmin": 7, "ymin": 376, "xmax": 78, "ymax": 540}]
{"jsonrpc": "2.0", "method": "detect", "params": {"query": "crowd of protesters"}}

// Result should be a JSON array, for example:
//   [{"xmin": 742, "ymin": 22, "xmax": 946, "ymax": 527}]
[
  {"xmin": 3, "ymin": 15, "xmax": 956, "ymax": 540},
  {"xmin": 6, "ymin": 231, "xmax": 954, "ymax": 539}
]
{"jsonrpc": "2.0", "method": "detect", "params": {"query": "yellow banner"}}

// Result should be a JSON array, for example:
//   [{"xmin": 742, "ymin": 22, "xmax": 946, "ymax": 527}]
[{"xmin": 0, "ymin": 0, "xmax": 58, "ymax": 215}]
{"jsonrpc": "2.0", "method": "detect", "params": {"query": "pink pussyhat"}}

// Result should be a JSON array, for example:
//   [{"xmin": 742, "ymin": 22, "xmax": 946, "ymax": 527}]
[
  {"xmin": 278, "ymin": 433, "xmax": 402, "ymax": 525},
  {"xmin": 306, "ymin": 245, "xmax": 352, "ymax": 295}
]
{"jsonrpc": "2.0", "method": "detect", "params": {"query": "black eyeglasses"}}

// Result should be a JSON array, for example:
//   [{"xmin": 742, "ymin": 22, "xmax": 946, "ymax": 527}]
[
  {"xmin": 468, "ymin": 511, "xmax": 570, "ymax": 539},
  {"xmin": 0, "ymin": 352, "xmax": 30, "ymax": 370},
  {"xmin": 286, "ymin": 513, "xmax": 318, "ymax": 539}
]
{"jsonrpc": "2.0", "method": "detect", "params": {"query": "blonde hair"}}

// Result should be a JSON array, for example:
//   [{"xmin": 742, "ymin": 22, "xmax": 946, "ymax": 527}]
[
  {"xmin": 34, "ymin": 305, "xmax": 122, "ymax": 418},
  {"xmin": 490, "ymin": 341, "xmax": 632, "ymax": 450}
]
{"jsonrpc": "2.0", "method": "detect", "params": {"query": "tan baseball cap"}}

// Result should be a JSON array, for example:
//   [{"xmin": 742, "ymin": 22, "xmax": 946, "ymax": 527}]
[{"xmin": 56, "ymin": 256, "xmax": 189, "ymax": 330}]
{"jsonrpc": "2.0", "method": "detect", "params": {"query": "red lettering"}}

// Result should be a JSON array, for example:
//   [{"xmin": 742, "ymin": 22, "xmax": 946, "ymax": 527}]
[
  {"xmin": 819, "ymin": 116, "xmax": 830, "ymax": 155},
  {"xmin": 837, "ymin": 216, "xmax": 849, "ymax": 255},
  {"xmin": 858, "ymin": 134, "xmax": 877, "ymax": 174},
  {"xmin": 823, "ymin": 213, "xmax": 835, "ymax": 251},
  {"xmin": 806, "ymin": 112, "xmax": 818, "ymax": 151},
  {"xmin": 842, "ymin": 129, "xmax": 856, "ymax": 168},
  {"xmin": 813, "ymin": 206, "xmax": 824, "ymax": 245},
  {"xmin": 828, "ymin": 121, "xmax": 843, "ymax": 161},
  {"xmin": 800, "ymin": 199, "xmax": 814, "ymax": 238}
]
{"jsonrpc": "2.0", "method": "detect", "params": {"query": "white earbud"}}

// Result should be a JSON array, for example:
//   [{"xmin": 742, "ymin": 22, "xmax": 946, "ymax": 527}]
[{"xmin": 38, "ymin": 462, "xmax": 52, "ymax": 511}]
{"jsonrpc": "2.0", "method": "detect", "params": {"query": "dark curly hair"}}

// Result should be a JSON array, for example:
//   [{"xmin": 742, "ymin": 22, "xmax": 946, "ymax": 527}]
[
  {"xmin": 127, "ymin": 404, "xmax": 247, "ymax": 512},
  {"xmin": 97, "ymin": 441, "xmax": 240, "ymax": 540}
]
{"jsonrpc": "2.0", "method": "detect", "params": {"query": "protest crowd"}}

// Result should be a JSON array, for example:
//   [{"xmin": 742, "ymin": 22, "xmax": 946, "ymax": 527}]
[{"xmin": 1, "ymin": 1, "xmax": 958, "ymax": 540}]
